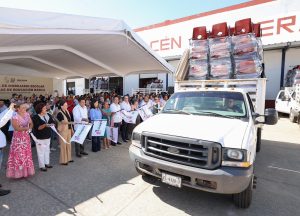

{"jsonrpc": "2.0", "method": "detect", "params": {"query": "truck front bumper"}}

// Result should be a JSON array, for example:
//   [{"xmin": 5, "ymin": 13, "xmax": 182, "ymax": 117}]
[{"xmin": 129, "ymin": 145, "xmax": 253, "ymax": 194}]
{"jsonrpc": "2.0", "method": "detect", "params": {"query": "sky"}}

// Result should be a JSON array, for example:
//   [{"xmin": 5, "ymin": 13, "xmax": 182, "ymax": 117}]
[{"xmin": 0, "ymin": 0, "xmax": 249, "ymax": 28}]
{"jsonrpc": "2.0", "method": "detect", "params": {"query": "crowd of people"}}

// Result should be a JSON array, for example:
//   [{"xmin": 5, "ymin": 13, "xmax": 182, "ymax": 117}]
[{"xmin": 0, "ymin": 91, "xmax": 169, "ymax": 197}]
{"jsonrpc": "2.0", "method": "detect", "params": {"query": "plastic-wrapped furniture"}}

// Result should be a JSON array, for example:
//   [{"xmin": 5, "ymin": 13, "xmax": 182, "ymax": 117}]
[
  {"xmin": 232, "ymin": 33, "xmax": 263, "ymax": 59},
  {"xmin": 234, "ymin": 56, "xmax": 263, "ymax": 79},
  {"xmin": 235, "ymin": 18, "xmax": 252, "ymax": 35},
  {"xmin": 211, "ymin": 22, "xmax": 229, "ymax": 38},
  {"xmin": 210, "ymin": 57, "xmax": 232, "ymax": 79},
  {"xmin": 189, "ymin": 40, "xmax": 208, "ymax": 60},
  {"xmin": 192, "ymin": 26, "xmax": 208, "ymax": 40},
  {"xmin": 253, "ymin": 23, "xmax": 261, "ymax": 37},
  {"xmin": 188, "ymin": 59, "xmax": 209, "ymax": 80},
  {"xmin": 209, "ymin": 37, "xmax": 231, "ymax": 59}
]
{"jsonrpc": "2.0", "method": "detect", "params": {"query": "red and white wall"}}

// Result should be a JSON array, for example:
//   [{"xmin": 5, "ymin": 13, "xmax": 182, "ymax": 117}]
[{"xmin": 130, "ymin": 0, "xmax": 300, "ymax": 102}]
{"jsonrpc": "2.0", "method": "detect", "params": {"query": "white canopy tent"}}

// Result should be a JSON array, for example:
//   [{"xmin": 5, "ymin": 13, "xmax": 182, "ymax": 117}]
[{"xmin": 0, "ymin": 7, "xmax": 174, "ymax": 80}]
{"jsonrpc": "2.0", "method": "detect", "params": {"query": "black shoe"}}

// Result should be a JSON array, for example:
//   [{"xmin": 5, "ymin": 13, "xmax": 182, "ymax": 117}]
[
  {"xmin": 0, "ymin": 184, "xmax": 2, "ymax": 188},
  {"xmin": 40, "ymin": 168, "xmax": 47, "ymax": 172},
  {"xmin": 0, "ymin": 189, "xmax": 11, "ymax": 196},
  {"xmin": 81, "ymin": 152, "xmax": 88, "ymax": 155},
  {"xmin": 45, "ymin": 165, "xmax": 53, "ymax": 169},
  {"xmin": 111, "ymin": 143, "xmax": 116, "ymax": 146},
  {"xmin": 60, "ymin": 163, "xmax": 68, "ymax": 166},
  {"xmin": 76, "ymin": 154, "xmax": 82, "ymax": 158},
  {"xmin": 117, "ymin": 142, "xmax": 122, "ymax": 145},
  {"xmin": 122, "ymin": 139, "xmax": 127, "ymax": 143},
  {"xmin": 69, "ymin": 160, "xmax": 74, "ymax": 163}
]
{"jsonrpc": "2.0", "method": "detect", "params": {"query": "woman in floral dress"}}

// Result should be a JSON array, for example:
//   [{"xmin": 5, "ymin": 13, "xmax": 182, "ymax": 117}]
[{"xmin": 6, "ymin": 103, "xmax": 35, "ymax": 178}]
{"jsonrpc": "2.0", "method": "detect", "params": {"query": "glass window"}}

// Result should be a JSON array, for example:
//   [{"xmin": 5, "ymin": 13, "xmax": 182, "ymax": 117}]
[
  {"xmin": 163, "ymin": 91, "xmax": 247, "ymax": 118},
  {"xmin": 278, "ymin": 91, "xmax": 285, "ymax": 100}
]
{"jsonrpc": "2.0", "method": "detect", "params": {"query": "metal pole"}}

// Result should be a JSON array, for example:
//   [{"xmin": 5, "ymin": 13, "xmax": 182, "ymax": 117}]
[{"xmin": 280, "ymin": 47, "xmax": 287, "ymax": 88}]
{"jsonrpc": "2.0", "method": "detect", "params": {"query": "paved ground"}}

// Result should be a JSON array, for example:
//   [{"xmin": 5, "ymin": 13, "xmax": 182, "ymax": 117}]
[{"xmin": 0, "ymin": 117, "xmax": 299, "ymax": 216}]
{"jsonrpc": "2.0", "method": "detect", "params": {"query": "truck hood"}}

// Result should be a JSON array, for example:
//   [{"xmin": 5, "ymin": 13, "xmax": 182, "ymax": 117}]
[{"xmin": 135, "ymin": 114, "xmax": 249, "ymax": 149}]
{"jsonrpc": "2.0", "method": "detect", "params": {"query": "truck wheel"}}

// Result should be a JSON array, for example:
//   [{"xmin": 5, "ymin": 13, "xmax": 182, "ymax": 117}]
[
  {"xmin": 256, "ymin": 128, "xmax": 262, "ymax": 153},
  {"xmin": 289, "ymin": 110, "xmax": 297, "ymax": 123},
  {"xmin": 233, "ymin": 177, "xmax": 253, "ymax": 209}
]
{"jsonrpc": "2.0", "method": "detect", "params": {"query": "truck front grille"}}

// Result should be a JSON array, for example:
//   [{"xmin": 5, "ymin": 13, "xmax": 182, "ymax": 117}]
[{"xmin": 141, "ymin": 132, "xmax": 221, "ymax": 170}]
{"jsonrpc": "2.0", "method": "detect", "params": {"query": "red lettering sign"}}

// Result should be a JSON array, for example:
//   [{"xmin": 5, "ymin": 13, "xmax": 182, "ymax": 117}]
[
  {"xmin": 277, "ymin": 16, "xmax": 296, "ymax": 34},
  {"xmin": 150, "ymin": 40, "xmax": 159, "ymax": 51},
  {"xmin": 258, "ymin": 19, "xmax": 274, "ymax": 37},
  {"xmin": 171, "ymin": 36, "xmax": 181, "ymax": 49},
  {"xmin": 160, "ymin": 38, "xmax": 170, "ymax": 51}
]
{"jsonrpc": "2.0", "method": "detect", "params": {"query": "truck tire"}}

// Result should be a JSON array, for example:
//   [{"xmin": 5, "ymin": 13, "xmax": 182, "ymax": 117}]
[
  {"xmin": 233, "ymin": 176, "xmax": 253, "ymax": 208},
  {"xmin": 289, "ymin": 110, "xmax": 297, "ymax": 123},
  {"xmin": 256, "ymin": 128, "xmax": 262, "ymax": 153}
]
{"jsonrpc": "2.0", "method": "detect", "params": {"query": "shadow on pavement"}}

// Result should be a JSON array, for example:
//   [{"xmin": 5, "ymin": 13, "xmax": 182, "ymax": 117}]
[
  {"xmin": 145, "ymin": 139, "xmax": 300, "ymax": 216},
  {"xmin": 0, "ymin": 141, "xmax": 138, "ymax": 216}
]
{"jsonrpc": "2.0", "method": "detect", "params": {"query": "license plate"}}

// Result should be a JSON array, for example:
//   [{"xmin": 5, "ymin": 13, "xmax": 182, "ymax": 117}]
[{"xmin": 161, "ymin": 173, "xmax": 182, "ymax": 188}]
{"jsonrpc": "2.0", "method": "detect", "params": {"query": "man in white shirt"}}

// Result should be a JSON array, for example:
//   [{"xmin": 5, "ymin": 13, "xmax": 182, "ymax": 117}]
[
  {"xmin": 140, "ymin": 94, "xmax": 154, "ymax": 116},
  {"xmin": 72, "ymin": 97, "xmax": 89, "ymax": 157},
  {"xmin": 153, "ymin": 96, "xmax": 161, "ymax": 115},
  {"xmin": 120, "ymin": 95, "xmax": 131, "ymax": 142},
  {"xmin": 110, "ymin": 96, "xmax": 122, "ymax": 146},
  {"xmin": 160, "ymin": 94, "xmax": 169, "ymax": 108},
  {"xmin": 0, "ymin": 103, "xmax": 15, "ymax": 196},
  {"xmin": 140, "ymin": 94, "xmax": 153, "ymax": 109}
]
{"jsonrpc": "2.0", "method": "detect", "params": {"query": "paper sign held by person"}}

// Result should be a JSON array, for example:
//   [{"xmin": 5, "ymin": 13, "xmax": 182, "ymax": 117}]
[
  {"xmin": 91, "ymin": 120, "xmax": 107, "ymax": 137},
  {"xmin": 138, "ymin": 106, "xmax": 153, "ymax": 121},
  {"xmin": 106, "ymin": 126, "xmax": 118, "ymax": 143},
  {"xmin": 71, "ymin": 124, "xmax": 92, "ymax": 144},
  {"xmin": 121, "ymin": 110, "xmax": 139, "ymax": 124}
]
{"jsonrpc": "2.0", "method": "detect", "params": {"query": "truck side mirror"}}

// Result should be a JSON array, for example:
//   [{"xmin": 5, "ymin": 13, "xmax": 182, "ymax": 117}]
[{"xmin": 264, "ymin": 108, "xmax": 278, "ymax": 125}]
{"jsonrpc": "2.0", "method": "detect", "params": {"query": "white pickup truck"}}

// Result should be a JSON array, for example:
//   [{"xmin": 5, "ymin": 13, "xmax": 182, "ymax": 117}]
[
  {"xmin": 129, "ymin": 73, "xmax": 278, "ymax": 208},
  {"xmin": 275, "ymin": 86, "xmax": 300, "ymax": 123}
]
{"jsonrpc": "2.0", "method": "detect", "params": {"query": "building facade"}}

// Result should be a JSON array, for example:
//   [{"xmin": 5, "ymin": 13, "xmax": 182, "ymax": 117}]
[{"xmin": 132, "ymin": 0, "xmax": 300, "ymax": 104}]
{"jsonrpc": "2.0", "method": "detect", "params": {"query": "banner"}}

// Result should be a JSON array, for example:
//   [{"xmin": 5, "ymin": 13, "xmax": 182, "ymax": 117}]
[
  {"xmin": 30, "ymin": 132, "xmax": 39, "ymax": 144},
  {"xmin": 106, "ymin": 126, "xmax": 118, "ymax": 143},
  {"xmin": 91, "ymin": 120, "xmax": 107, "ymax": 137},
  {"xmin": 138, "ymin": 106, "xmax": 153, "ymax": 121},
  {"xmin": 71, "ymin": 124, "xmax": 92, "ymax": 145},
  {"xmin": 49, "ymin": 125, "xmax": 71, "ymax": 144},
  {"xmin": 121, "ymin": 110, "xmax": 139, "ymax": 124}
]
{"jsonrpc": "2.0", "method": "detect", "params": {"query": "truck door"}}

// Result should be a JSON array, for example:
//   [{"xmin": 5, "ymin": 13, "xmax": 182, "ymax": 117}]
[{"xmin": 275, "ymin": 90, "xmax": 290, "ymax": 113}]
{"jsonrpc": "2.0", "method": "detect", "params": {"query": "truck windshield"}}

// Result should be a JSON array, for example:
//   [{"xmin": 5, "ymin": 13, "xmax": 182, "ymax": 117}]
[{"xmin": 162, "ymin": 91, "xmax": 248, "ymax": 119}]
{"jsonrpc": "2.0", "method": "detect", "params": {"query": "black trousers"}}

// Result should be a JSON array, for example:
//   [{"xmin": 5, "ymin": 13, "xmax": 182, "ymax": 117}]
[
  {"xmin": 75, "ymin": 142, "xmax": 85, "ymax": 155},
  {"xmin": 120, "ymin": 120, "xmax": 129, "ymax": 141},
  {"xmin": 92, "ymin": 136, "xmax": 101, "ymax": 152}
]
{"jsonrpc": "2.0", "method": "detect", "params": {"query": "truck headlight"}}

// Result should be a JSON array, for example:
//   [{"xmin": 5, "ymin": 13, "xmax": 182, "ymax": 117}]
[
  {"xmin": 222, "ymin": 148, "xmax": 250, "ymax": 167},
  {"xmin": 132, "ymin": 132, "xmax": 142, "ymax": 148},
  {"xmin": 227, "ymin": 149, "xmax": 243, "ymax": 160}
]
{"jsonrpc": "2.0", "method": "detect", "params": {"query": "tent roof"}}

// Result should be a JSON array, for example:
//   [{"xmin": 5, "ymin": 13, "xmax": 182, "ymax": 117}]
[{"xmin": 0, "ymin": 7, "xmax": 174, "ymax": 79}]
